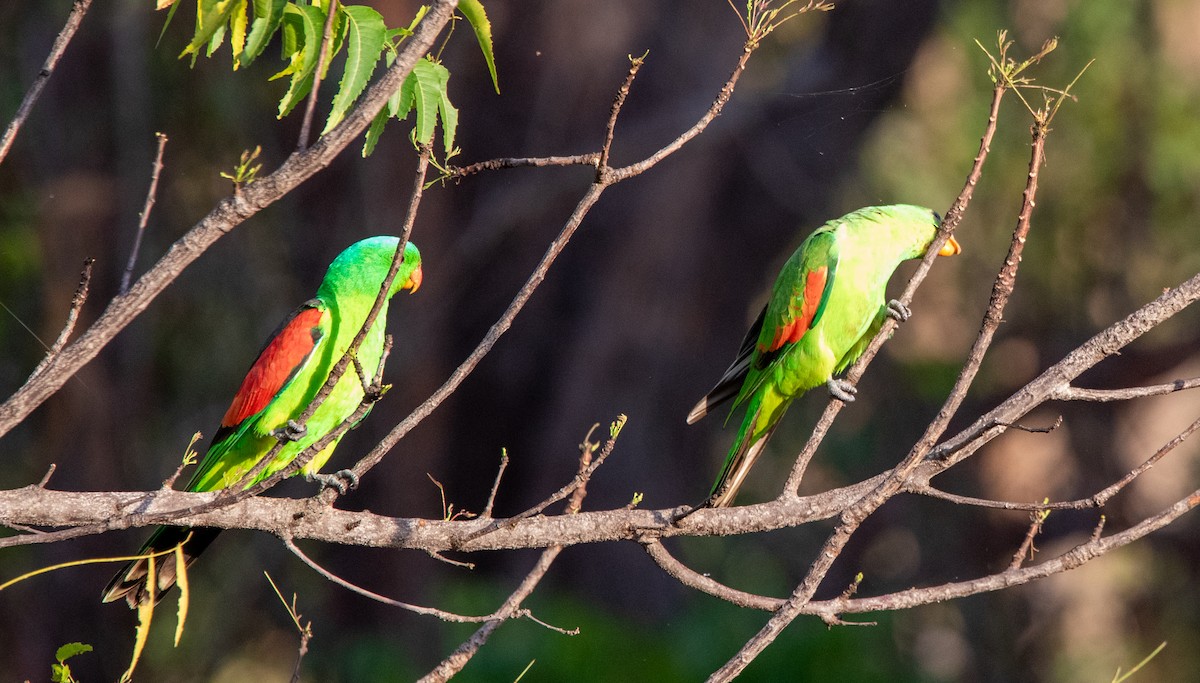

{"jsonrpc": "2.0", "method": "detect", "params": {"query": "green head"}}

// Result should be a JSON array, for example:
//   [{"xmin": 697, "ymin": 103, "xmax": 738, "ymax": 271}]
[
  {"xmin": 317, "ymin": 236, "xmax": 423, "ymax": 302},
  {"xmin": 841, "ymin": 204, "xmax": 960, "ymax": 260}
]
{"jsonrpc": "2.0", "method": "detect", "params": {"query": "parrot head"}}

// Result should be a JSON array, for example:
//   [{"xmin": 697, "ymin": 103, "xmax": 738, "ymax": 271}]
[
  {"xmin": 851, "ymin": 204, "xmax": 961, "ymax": 261},
  {"xmin": 318, "ymin": 236, "xmax": 423, "ymax": 302}
]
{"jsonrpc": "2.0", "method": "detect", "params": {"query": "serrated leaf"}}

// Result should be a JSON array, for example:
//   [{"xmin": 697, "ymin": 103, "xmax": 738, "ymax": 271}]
[
  {"xmin": 180, "ymin": 0, "xmax": 237, "ymax": 59},
  {"xmin": 269, "ymin": 6, "xmax": 304, "ymax": 80},
  {"xmin": 206, "ymin": 21, "xmax": 227, "ymax": 57},
  {"xmin": 362, "ymin": 47, "xmax": 403, "ymax": 157},
  {"xmin": 437, "ymin": 80, "xmax": 459, "ymax": 155},
  {"xmin": 276, "ymin": 3, "xmax": 324, "ymax": 118},
  {"xmin": 323, "ymin": 5, "xmax": 386, "ymax": 134},
  {"xmin": 404, "ymin": 4, "xmax": 428, "ymax": 35},
  {"xmin": 240, "ymin": 0, "xmax": 286, "ymax": 66},
  {"xmin": 407, "ymin": 58, "xmax": 452, "ymax": 148},
  {"xmin": 321, "ymin": 7, "xmax": 349, "ymax": 82},
  {"xmin": 459, "ymin": 0, "xmax": 499, "ymax": 93},
  {"xmin": 228, "ymin": 0, "xmax": 249, "ymax": 68},
  {"xmin": 362, "ymin": 106, "xmax": 390, "ymax": 157}
]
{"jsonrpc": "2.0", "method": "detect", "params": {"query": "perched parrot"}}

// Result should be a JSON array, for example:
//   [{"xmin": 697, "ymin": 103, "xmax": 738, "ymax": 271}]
[
  {"xmin": 687, "ymin": 205, "xmax": 959, "ymax": 507},
  {"xmin": 103, "ymin": 236, "xmax": 423, "ymax": 606}
]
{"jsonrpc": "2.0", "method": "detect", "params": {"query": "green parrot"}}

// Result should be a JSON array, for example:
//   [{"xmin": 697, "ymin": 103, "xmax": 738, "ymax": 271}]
[
  {"xmin": 687, "ymin": 205, "xmax": 959, "ymax": 507},
  {"xmin": 103, "ymin": 236, "xmax": 423, "ymax": 606}
]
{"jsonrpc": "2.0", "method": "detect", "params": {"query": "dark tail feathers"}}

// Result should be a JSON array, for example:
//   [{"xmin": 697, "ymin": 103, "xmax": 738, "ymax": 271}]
[{"xmin": 101, "ymin": 527, "xmax": 221, "ymax": 607}]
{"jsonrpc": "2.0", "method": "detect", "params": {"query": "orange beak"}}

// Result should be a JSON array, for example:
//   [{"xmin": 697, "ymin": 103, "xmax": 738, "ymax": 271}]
[
  {"xmin": 404, "ymin": 264, "xmax": 423, "ymax": 293},
  {"xmin": 938, "ymin": 236, "xmax": 962, "ymax": 257}
]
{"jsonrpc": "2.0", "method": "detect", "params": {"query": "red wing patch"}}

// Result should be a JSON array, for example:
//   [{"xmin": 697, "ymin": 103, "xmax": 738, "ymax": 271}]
[
  {"xmin": 221, "ymin": 306, "xmax": 324, "ymax": 428},
  {"xmin": 760, "ymin": 267, "xmax": 828, "ymax": 353}
]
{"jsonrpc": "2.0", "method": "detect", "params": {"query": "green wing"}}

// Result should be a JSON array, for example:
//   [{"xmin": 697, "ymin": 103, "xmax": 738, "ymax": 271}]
[
  {"xmin": 186, "ymin": 300, "xmax": 331, "ymax": 492},
  {"xmin": 731, "ymin": 226, "xmax": 840, "ymax": 408}
]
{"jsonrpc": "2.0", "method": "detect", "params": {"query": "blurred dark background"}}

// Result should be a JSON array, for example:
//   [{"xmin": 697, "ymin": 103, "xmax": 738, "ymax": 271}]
[{"xmin": 3, "ymin": 0, "xmax": 1200, "ymax": 680}]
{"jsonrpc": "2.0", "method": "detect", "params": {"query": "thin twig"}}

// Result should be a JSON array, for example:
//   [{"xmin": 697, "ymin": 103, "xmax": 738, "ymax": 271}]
[
  {"xmin": 481, "ymin": 449, "xmax": 510, "ymax": 519},
  {"xmin": 643, "ymin": 539, "xmax": 783, "ymax": 611},
  {"xmin": 996, "ymin": 415, "xmax": 1062, "ymax": 434},
  {"xmin": 1052, "ymin": 378, "xmax": 1200, "ymax": 402},
  {"xmin": 29, "ymin": 259, "xmax": 93, "ymax": 383},
  {"xmin": 36, "ymin": 464, "xmax": 56, "ymax": 489},
  {"xmin": 0, "ymin": 0, "xmax": 94, "ymax": 166},
  {"xmin": 448, "ymin": 154, "xmax": 601, "ymax": 179},
  {"xmin": 121, "ymin": 133, "xmax": 168, "ymax": 295},
  {"xmin": 297, "ymin": 0, "xmax": 340, "ymax": 150},
  {"xmin": 1009, "ymin": 507, "xmax": 1049, "ymax": 570},
  {"xmin": 284, "ymin": 537, "xmax": 489, "ymax": 622},
  {"xmin": 596, "ymin": 52, "xmax": 646, "ymax": 175}
]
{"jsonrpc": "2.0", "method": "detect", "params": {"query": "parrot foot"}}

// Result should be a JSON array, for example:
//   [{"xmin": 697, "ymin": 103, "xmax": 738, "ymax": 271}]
[
  {"xmin": 307, "ymin": 469, "xmax": 360, "ymax": 495},
  {"xmin": 827, "ymin": 378, "xmax": 857, "ymax": 403},
  {"xmin": 272, "ymin": 420, "xmax": 307, "ymax": 442},
  {"xmin": 885, "ymin": 299, "xmax": 912, "ymax": 322}
]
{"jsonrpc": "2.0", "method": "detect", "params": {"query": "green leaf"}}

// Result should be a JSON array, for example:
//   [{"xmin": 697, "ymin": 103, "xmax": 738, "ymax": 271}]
[
  {"xmin": 362, "ymin": 46, "xmax": 402, "ymax": 157},
  {"xmin": 275, "ymin": 2, "xmax": 324, "ymax": 118},
  {"xmin": 323, "ymin": 5, "xmax": 387, "ymax": 134},
  {"xmin": 458, "ymin": 0, "xmax": 499, "ymax": 93},
  {"xmin": 228, "ymin": 0, "xmax": 249, "ymax": 68},
  {"xmin": 240, "ymin": 0, "xmax": 287, "ymax": 67},
  {"xmin": 404, "ymin": 58, "xmax": 457, "ymax": 153},
  {"xmin": 269, "ymin": 5, "xmax": 303, "ymax": 80},
  {"xmin": 55, "ymin": 642, "xmax": 93, "ymax": 663},
  {"xmin": 322, "ymin": 6, "xmax": 349, "ymax": 82},
  {"xmin": 180, "ymin": 0, "xmax": 238, "ymax": 60},
  {"xmin": 362, "ymin": 107, "xmax": 389, "ymax": 157},
  {"xmin": 437, "ymin": 75, "xmax": 459, "ymax": 155},
  {"xmin": 51, "ymin": 642, "xmax": 93, "ymax": 682},
  {"xmin": 156, "ymin": 0, "xmax": 183, "ymax": 49},
  {"xmin": 206, "ymin": 21, "xmax": 227, "ymax": 57}
]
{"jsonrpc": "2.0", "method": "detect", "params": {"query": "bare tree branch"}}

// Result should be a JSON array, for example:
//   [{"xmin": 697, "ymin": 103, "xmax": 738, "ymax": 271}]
[{"xmin": 0, "ymin": 0, "xmax": 94, "ymax": 166}]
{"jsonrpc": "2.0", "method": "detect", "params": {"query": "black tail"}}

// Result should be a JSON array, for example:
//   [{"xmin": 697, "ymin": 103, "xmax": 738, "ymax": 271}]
[
  {"xmin": 101, "ymin": 527, "xmax": 221, "ymax": 607},
  {"xmin": 707, "ymin": 420, "xmax": 778, "ymax": 508}
]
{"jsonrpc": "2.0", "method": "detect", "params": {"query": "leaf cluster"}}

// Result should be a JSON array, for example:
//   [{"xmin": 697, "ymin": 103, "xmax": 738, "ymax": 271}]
[{"xmin": 162, "ymin": 0, "xmax": 497, "ymax": 158}]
